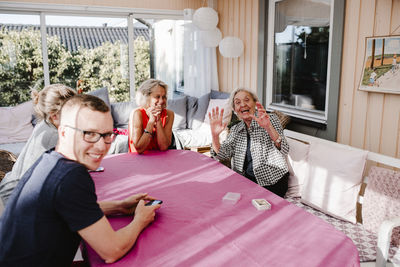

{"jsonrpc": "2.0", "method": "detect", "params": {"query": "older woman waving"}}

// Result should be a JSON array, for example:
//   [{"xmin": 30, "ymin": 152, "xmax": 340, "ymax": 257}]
[{"xmin": 209, "ymin": 88, "xmax": 290, "ymax": 197}]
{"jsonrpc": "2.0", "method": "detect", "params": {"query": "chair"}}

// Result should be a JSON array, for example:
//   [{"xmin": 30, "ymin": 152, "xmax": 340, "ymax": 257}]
[
  {"xmin": 376, "ymin": 218, "xmax": 400, "ymax": 267},
  {"xmin": 0, "ymin": 149, "xmax": 17, "ymax": 182}
]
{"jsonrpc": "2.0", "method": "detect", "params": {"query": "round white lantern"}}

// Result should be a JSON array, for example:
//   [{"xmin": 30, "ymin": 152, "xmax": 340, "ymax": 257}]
[
  {"xmin": 200, "ymin": 28, "xmax": 222, "ymax": 47},
  {"xmin": 219, "ymin": 36, "xmax": 244, "ymax": 58},
  {"xmin": 193, "ymin": 7, "xmax": 219, "ymax": 31}
]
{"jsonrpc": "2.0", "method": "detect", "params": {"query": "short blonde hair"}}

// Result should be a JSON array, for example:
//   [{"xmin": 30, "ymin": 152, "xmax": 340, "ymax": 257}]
[
  {"xmin": 31, "ymin": 84, "xmax": 76, "ymax": 124},
  {"xmin": 135, "ymin": 79, "xmax": 168, "ymax": 107},
  {"xmin": 229, "ymin": 88, "xmax": 259, "ymax": 110}
]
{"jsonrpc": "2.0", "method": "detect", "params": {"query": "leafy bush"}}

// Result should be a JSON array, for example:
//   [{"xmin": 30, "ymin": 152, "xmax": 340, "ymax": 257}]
[{"xmin": 0, "ymin": 28, "xmax": 150, "ymax": 106}]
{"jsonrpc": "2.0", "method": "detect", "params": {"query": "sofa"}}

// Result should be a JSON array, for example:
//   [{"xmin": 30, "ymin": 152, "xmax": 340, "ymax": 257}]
[
  {"xmin": 0, "ymin": 87, "xmax": 231, "ymax": 156},
  {"xmin": 108, "ymin": 88, "xmax": 232, "ymax": 153},
  {"xmin": 284, "ymin": 129, "xmax": 400, "ymax": 266}
]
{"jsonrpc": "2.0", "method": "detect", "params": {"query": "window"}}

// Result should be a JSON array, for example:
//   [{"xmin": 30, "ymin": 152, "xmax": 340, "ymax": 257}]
[
  {"xmin": 45, "ymin": 15, "xmax": 132, "ymax": 102},
  {"xmin": 266, "ymin": 0, "xmax": 333, "ymax": 124},
  {"xmin": 152, "ymin": 19, "xmax": 185, "ymax": 96},
  {"xmin": 0, "ymin": 3, "xmax": 183, "ymax": 106}
]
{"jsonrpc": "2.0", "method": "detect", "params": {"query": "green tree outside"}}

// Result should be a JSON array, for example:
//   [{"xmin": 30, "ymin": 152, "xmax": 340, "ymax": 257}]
[{"xmin": 0, "ymin": 28, "xmax": 150, "ymax": 106}]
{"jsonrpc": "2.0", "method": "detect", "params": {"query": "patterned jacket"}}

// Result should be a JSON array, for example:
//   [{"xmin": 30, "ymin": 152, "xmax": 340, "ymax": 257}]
[{"xmin": 212, "ymin": 113, "xmax": 289, "ymax": 186}]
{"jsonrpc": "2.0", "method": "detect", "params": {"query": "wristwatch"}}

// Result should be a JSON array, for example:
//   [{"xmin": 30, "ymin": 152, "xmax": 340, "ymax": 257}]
[
  {"xmin": 274, "ymin": 136, "xmax": 282, "ymax": 145},
  {"xmin": 144, "ymin": 129, "xmax": 153, "ymax": 136}
]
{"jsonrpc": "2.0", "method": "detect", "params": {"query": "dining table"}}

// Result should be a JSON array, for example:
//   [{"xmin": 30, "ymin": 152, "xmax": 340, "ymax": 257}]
[{"xmin": 84, "ymin": 149, "xmax": 360, "ymax": 267}]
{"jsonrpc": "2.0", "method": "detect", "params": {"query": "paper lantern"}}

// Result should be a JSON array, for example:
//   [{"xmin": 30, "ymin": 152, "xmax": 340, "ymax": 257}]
[
  {"xmin": 200, "ymin": 28, "xmax": 222, "ymax": 47},
  {"xmin": 219, "ymin": 37, "xmax": 244, "ymax": 58},
  {"xmin": 193, "ymin": 7, "xmax": 219, "ymax": 31}
]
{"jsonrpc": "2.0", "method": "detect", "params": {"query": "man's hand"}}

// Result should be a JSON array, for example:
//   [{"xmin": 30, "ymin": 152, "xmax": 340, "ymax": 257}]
[
  {"xmin": 99, "ymin": 193, "xmax": 155, "ymax": 216},
  {"xmin": 119, "ymin": 193, "xmax": 155, "ymax": 215},
  {"xmin": 133, "ymin": 200, "xmax": 161, "ymax": 232}
]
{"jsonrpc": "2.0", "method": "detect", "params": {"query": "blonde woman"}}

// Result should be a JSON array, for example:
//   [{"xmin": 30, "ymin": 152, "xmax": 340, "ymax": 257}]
[
  {"xmin": 0, "ymin": 84, "xmax": 76, "ymax": 204},
  {"xmin": 128, "ymin": 79, "xmax": 174, "ymax": 154}
]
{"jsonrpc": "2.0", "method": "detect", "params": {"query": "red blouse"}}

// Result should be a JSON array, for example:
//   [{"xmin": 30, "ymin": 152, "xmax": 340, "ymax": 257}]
[{"xmin": 129, "ymin": 108, "xmax": 167, "ymax": 152}]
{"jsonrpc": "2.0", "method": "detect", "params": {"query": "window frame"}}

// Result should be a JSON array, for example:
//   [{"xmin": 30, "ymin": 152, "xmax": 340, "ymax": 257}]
[
  {"xmin": 264, "ymin": 0, "xmax": 343, "ymax": 126},
  {"xmin": 0, "ymin": 2, "xmax": 183, "ymax": 101}
]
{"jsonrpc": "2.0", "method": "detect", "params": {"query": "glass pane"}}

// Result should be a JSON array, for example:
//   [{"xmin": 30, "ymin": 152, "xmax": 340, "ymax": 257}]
[
  {"xmin": 151, "ymin": 19, "xmax": 185, "ymax": 97},
  {"xmin": 0, "ymin": 14, "xmax": 42, "ymax": 106},
  {"xmin": 132, "ymin": 19, "xmax": 151, "ymax": 93},
  {"xmin": 272, "ymin": 0, "xmax": 330, "ymax": 112},
  {"xmin": 45, "ymin": 15, "xmax": 134, "ymax": 102}
]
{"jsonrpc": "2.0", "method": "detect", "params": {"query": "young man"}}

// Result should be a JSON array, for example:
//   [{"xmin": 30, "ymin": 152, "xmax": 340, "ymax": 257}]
[{"xmin": 0, "ymin": 94, "xmax": 161, "ymax": 266}]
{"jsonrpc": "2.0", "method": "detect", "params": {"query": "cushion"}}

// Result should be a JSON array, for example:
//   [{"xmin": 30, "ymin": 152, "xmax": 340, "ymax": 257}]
[
  {"xmin": 210, "ymin": 90, "xmax": 230, "ymax": 99},
  {"xmin": 191, "ymin": 93, "xmax": 210, "ymax": 130},
  {"xmin": 167, "ymin": 96, "xmax": 187, "ymax": 130},
  {"xmin": 203, "ymin": 98, "xmax": 232, "ymax": 126},
  {"xmin": 111, "ymin": 101, "xmax": 137, "ymax": 129},
  {"xmin": 362, "ymin": 166, "xmax": 400, "ymax": 245},
  {"xmin": 0, "ymin": 101, "xmax": 34, "ymax": 144},
  {"xmin": 287, "ymin": 197, "xmax": 379, "ymax": 262},
  {"xmin": 88, "ymin": 87, "xmax": 111, "ymax": 108},
  {"xmin": 285, "ymin": 138, "xmax": 310, "ymax": 198},
  {"xmin": 301, "ymin": 141, "xmax": 368, "ymax": 223},
  {"xmin": 186, "ymin": 96, "xmax": 198, "ymax": 129}
]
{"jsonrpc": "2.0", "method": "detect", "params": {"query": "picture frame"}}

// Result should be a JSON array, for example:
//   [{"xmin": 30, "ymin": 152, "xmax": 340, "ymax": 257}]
[{"xmin": 359, "ymin": 35, "xmax": 400, "ymax": 94}]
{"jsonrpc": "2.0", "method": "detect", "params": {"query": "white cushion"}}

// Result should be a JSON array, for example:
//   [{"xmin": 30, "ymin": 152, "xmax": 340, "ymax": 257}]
[
  {"xmin": 301, "ymin": 141, "xmax": 368, "ymax": 224},
  {"xmin": 285, "ymin": 138, "xmax": 310, "ymax": 198},
  {"xmin": 203, "ymin": 98, "xmax": 232, "ymax": 126},
  {"xmin": 0, "ymin": 101, "xmax": 34, "ymax": 144}
]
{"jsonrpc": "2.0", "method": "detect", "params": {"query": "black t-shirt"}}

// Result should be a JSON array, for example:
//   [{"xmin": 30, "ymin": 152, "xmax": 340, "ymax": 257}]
[{"xmin": 0, "ymin": 151, "xmax": 104, "ymax": 267}]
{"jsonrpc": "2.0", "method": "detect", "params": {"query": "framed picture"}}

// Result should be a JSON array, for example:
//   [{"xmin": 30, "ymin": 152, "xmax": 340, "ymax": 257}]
[{"xmin": 359, "ymin": 35, "xmax": 400, "ymax": 94}]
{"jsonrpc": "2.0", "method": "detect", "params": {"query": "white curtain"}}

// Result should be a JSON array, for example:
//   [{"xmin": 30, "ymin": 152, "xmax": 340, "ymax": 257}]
[
  {"xmin": 153, "ymin": 20, "xmax": 184, "ymax": 99},
  {"xmin": 183, "ymin": 9, "xmax": 219, "ymax": 98}
]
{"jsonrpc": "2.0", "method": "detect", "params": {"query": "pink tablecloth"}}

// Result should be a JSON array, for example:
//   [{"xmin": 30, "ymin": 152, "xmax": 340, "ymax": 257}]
[{"xmin": 85, "ymin": 150, "xmax": 360, "ymax": 267}]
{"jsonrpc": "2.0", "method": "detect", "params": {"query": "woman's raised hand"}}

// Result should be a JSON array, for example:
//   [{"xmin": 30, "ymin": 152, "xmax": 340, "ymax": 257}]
[
  {"xmin": 250, "ymin": 102, "xmax": 272, "ymax": 129},
  {"xmin": 208, "ymin": 106, "xmax": 227, "ymax": 137}
]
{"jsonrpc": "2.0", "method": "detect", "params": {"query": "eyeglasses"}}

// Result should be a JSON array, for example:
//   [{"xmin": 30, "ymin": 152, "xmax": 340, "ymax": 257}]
[{"xmin": 64, "ymin": 125, "xmax": 117, "ymax": 144}]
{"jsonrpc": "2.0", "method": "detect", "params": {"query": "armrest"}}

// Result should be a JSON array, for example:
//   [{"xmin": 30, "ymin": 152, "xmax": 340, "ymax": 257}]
[{"xmin": 376, "ymin": 217, "xmax": 400, "ymax": 267}]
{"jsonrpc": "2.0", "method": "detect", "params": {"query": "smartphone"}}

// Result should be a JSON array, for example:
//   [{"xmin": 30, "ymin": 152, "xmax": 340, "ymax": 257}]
[
  {"xmin": 145, "ymin": 200, "xmax": 163, "ymax": 206},
  {"xmin": 89, "ymin": 166, "xmax": 104, "ymax": 172}
]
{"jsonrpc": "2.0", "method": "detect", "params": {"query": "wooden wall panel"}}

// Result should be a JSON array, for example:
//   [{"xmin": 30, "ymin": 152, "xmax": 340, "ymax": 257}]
[
  {"xmin": 215, "ymin": 0, "xmax": 258, "ymax": 95},
  {"xmin": 364, "ymin": 0, "xmax": 390, "ymax": 153},
  {"xmin": 387, "ymin": 0, "xmax": 400, "ymax": 159},
  {"xmin": 347, "ymin": 0, "xmax": 375, "ymax": 149},
  {"xmin": 338, "ymin": 0, "xmax": 400, "ymax": 158},
  {"xmin": 0, "ymin": 0, "xmax": 204, "ymax": 10},
  {"xmin": 337, "ymin": 0, "xmax": 361, "ymax": 145}
]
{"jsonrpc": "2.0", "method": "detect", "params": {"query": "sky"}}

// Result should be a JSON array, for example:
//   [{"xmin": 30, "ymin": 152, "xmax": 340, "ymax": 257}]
[
  {"xmin": 366, "ymin": 37, "xmax": 400, "ymax": 56},
  {"xmin": 0, "ymin": 13, "xmax": 129, "ymax": 27}
]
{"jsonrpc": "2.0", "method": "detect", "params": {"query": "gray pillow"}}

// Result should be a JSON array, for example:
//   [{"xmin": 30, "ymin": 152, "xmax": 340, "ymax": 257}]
[
  {"xmin": 210, "ymin": 90, "xmax": 230, "ymax": 99},
  {"xmin": 191, "ymin": 93, "xmax": 210, "ymax": 130},
  {"xmin": 186, "ymin": 96, "xmax": 198, "ymax": 129},
  {"xmin": 168, "ymin": 96, "xmax": 187, "ymax": 130},
  {"xmin": 111, "ymin": 101, "xmax": 137, "ymax": 129},
  {"xmin": 88, "ymin": 87, "xmax": 111, "ymax": 108}
]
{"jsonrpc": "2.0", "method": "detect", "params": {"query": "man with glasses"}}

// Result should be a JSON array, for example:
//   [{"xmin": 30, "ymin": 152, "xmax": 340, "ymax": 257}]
[{"xmin": 0, "ymin": 94, "xmax": 161, "ymax": 266}]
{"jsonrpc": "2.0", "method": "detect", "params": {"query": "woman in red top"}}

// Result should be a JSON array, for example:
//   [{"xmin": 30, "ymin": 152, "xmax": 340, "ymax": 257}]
[{"xmin": 128, "ymin": 79, "xmax": 174, "ymax": 153}]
